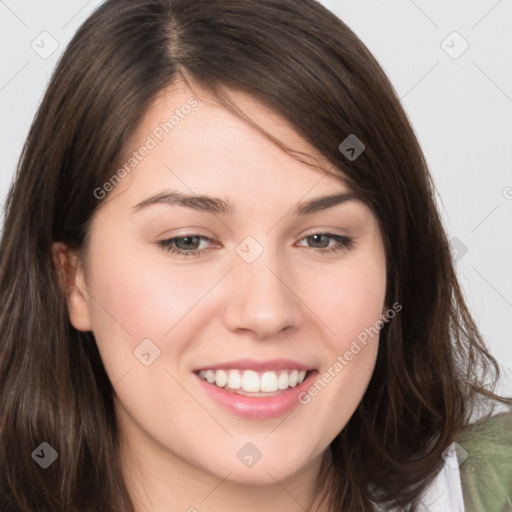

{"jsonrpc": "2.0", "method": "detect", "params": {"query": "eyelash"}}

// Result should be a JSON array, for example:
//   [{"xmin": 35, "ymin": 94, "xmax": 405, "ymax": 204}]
[{"xmin": 157, "ymin": 232, "xmax": 355, "ymax": 258}]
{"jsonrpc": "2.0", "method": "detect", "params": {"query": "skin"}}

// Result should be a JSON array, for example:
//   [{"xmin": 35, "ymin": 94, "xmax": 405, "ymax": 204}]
[{"xmin": 54, "ymin": 80, "xmax": 387, "ymax": 512}]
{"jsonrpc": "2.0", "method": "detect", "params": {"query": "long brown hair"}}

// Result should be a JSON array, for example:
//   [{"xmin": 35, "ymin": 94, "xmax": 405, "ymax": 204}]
[{"xmin": 0, "ymin": 1, "xmax": 509, "ymax": 510}]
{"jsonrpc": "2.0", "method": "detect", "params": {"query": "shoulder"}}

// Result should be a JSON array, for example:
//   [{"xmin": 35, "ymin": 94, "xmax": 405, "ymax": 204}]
[{"xmin": 456, "ymin": 409, "xmax": 512, "ymax": 512}]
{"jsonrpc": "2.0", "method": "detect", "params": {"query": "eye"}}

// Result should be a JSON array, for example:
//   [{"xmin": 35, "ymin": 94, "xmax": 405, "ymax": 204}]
[
  {"xmin": 297, "ymin": 233, "xmax": 355, "ymax": 253},
  {"xmin": 157, "ymin": 234, "xmax": 216, "ymax": 258},
  {"xmin": 157, "ymin": 232, "xmax": 355, "ymax": 259}
]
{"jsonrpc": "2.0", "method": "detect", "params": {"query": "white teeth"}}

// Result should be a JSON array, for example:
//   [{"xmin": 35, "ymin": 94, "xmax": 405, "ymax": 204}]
[
  {"xmin": 277, "ymin": 371, "xmax": 289, "ymax": 390},
  {"xmin": 216, "ymin": 369, "xmax": 228, "ymax": 388},
  {"xmin": 198, "ymin": 368, "xmax": 309, "ymax": 393},
  {"xmin": 227, "ymin": 369, "xmax": 242, "ymax": 389},
  {"xmin": 242, "ymin": 370, "xmax": 260, "ymax": 392},
  {"xmin": 260, "ymin": 371, "xmax": 278, "ymax": 392}
]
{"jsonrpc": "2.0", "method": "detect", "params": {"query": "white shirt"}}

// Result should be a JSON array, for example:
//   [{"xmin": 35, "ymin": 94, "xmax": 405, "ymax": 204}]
[{"xmin": 416, "ymin": 446, "xmax": 466, "ymax": 512}]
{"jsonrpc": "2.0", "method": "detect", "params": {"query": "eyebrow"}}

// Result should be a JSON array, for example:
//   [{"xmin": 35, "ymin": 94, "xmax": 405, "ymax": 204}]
[{"xmin": 132, "ymin": 190, "xmax": 360, "ymax": 216}]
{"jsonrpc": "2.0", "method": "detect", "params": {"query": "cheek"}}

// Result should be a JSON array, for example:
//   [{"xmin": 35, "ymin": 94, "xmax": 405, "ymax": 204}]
[
  {"xmin": 307, "ymin": 253, "xmax": 387, "ymax": 351},
  {"xmin": 298, "ymin": 263, "xmax": 385, "ymax": 445},
  {"xmin": 83, "ymin": 228, "xmax": 223, "ymax": 384},
  {"xmin": 85, "ymin": 232, "xmax": 216, "ymax": 339},
  {"xmin": 297, "ymin": 243, "xmax": 385, "ymax": 420}
]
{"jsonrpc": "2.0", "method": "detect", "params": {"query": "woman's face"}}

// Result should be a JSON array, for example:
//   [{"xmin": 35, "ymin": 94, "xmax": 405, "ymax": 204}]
[{"xmin": 65, "ymin": 81, "xmax": 387, "ymax": 486}]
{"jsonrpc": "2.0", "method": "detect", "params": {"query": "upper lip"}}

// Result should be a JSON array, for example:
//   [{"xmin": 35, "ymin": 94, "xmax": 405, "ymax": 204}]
[{"xmin": 193, "ymin": 358, "xmax": 314, "ymax": 372}]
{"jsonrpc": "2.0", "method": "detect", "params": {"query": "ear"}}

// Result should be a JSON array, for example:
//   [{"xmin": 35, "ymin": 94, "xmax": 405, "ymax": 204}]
[{"xmin": 52, "ymin": 242, "xmax": 92, "ymax": 332}]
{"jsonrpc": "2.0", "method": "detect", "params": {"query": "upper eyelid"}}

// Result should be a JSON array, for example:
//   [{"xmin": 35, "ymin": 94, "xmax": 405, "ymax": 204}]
[
  {"xmin": 161, "ymin": 224, "xmax": 351, "ymax": 239},
  {"xmin": 163, "ymin": 231, "xmax": 347, "ymax": 240},
  {"xmin": 161, "ymin": 232, "xmax": 351, "ymax": 248}
]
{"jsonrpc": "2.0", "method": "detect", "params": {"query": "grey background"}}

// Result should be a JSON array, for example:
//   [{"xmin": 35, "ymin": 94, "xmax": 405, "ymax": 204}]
[{"xmin": 1, "ymin": 0, "xmax": 510, "ymax": 395}]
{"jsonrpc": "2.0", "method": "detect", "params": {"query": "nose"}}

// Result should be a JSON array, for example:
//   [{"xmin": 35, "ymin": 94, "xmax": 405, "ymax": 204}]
[{"xmin": 221, "ymin": 247, "xmax": 303, "ymax": 340}]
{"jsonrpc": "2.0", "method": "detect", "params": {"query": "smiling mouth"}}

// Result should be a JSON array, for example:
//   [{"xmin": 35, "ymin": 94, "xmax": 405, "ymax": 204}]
[{"xmin": 194, "ymin": 368, "xmax": 310, "ymax": 396}]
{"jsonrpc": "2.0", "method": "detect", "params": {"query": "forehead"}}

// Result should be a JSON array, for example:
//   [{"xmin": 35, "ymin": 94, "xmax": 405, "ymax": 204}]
[
  {"xmin": 131, "ymin": 79, "xmax": 328, "ymax": 161},
  {"xmin": 104, "ymin": 80, "xmax": 353, "ymax": 208}
]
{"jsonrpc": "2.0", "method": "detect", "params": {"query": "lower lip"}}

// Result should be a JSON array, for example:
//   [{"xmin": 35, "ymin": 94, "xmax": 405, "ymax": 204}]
[{"xmin": 194, "ymin": 371, "xmax": 318, "ymax": 419}]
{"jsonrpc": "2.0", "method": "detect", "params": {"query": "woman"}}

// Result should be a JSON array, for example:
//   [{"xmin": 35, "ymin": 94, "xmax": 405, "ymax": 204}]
[{"xmin": 0, "ymin": 0, "xmax": 510, "ymax": 511}]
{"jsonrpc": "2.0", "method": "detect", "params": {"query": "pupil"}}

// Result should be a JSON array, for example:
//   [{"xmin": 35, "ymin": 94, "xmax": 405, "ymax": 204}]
[
  {"xmin": 176, "ymin": 236, "xmax": 199, "ymax": 250},
  {"xmin": 309, "ymin": 234, "xmax": 328, "ymax": 248}
]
